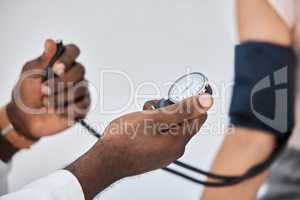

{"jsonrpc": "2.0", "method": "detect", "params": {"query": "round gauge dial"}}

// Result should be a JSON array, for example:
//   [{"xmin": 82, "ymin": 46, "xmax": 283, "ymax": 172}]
[{"xmin": 168, "ymin": 72, "xmax": 209, "ymax": 103}]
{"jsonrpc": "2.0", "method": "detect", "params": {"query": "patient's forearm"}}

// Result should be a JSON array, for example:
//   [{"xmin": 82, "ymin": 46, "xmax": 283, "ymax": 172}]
[{"xmin": 201, "ymin": 128, "xmax": 275, "ymax": 200}]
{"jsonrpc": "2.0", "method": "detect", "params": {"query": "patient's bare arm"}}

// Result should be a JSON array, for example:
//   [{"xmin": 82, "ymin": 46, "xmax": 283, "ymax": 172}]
[{"xmin": 201, "ymin": 0, "xmax": 292, "ymax": 199}]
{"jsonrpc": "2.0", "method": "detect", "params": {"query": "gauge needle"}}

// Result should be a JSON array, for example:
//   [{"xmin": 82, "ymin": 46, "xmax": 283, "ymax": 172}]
[{"xmin": 182, "ymin": 81, "xmax": 194, "ymax": 93}]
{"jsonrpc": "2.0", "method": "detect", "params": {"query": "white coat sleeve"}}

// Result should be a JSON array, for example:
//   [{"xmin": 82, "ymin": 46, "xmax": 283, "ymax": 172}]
[{"xmin": 0, "ymin": 170, "xmax": 85, "ymax": 200}]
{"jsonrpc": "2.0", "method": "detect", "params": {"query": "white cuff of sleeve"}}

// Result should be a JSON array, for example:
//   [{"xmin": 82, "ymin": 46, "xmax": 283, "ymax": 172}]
[
  {"xmin": 22, "ymin": 170, "xmax": 85, "ymax": 200},
  {"xmin": 0, "ymin": 160, "xmax": 11, "ymax": 195}
]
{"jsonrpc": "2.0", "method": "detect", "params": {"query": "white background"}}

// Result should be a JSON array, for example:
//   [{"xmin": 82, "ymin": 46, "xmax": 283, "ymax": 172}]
[{"xmin": 0, "ymin": 0, "xmax": 236, "ymax": 199}]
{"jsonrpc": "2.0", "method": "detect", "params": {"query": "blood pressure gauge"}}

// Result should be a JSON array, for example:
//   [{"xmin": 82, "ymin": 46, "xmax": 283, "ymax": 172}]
[{"xmin": 154, "ymin": 72, "xmax": 212, "ymax": 109}]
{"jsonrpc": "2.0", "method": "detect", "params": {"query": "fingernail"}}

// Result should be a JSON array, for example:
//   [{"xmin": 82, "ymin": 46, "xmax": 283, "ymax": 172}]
[
  {"xmin": 41, "ymin": 85, "xmax": 51, "ymax": 95},
  {"xmin": 198, "ymin": 94, "xmax": 213, "ymax": 109},
  {"xmin": 53, "ymin": 62, "xmax": 65, "ymax": 76}
]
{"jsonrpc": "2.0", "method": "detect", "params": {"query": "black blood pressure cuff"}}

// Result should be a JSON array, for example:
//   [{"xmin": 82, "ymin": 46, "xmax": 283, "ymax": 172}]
[{"xmin": 229, "ymin": 42, "xmax": 297, "ymax": 138}]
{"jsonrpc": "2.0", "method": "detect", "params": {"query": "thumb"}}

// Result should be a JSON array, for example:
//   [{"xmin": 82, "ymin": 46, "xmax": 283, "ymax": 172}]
[
  {"xmin": 152, "ymin": 94, "xmax": 213, "ymax": 125},
  {"xmin": 197, "ymin": 94, "xmax": 214, "ymax": 111},
  {"xmin": 39, "ymin": 39, "xmax": 57, "ymax": 68}
]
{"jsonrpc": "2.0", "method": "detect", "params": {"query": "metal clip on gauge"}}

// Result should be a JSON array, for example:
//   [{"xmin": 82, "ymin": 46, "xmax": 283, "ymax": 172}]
[{"xmin": 47, "ymin": 41, "xmax": 281, "ymax": 187}]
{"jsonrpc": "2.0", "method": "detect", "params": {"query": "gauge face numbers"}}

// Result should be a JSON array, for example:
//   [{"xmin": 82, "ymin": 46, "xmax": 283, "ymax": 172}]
[{"xmin": 168, "ymin": 72, "xmax": 208, "ymax": 103}]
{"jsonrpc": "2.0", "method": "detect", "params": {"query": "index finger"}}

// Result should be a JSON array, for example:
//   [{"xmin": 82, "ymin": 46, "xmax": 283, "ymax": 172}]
[{"xmin": 143, "ymin": 100, "xmax": 161, "ymax": 110}]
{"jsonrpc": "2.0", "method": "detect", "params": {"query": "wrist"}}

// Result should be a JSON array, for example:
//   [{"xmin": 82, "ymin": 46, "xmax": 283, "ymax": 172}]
[
  {"xmin": 6, "ymin": 101, "xmax": 27, "ymax": 136},
  {"xmin": 66, "ymin": 139, "xmax": 123, "ymax": 200},
  {"xmin": 0, "ymin": 134, "xmax": 18, "ymax": 162},
  {"xmin": 2, "ymin": 104, "xmax": 38, "ymax": 149},
  {"xmin": 6, "ymin": 101, "xmax": 40, "ymax": 140},
  {"xmin": 0, "ymin": 105, "xmax": 19, "ymax": 162}
]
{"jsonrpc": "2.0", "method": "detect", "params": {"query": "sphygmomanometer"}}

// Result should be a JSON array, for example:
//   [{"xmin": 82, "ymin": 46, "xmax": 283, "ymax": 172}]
[{"xmin": 46, "ymin": 41, "xmax": 296, "ymax": 187}]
